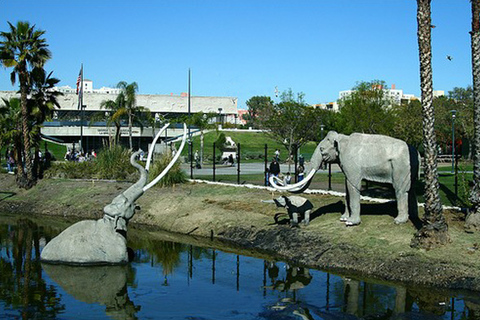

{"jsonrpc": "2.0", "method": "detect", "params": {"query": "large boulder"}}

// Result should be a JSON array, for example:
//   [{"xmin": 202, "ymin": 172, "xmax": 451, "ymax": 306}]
[{"xmin": 41, "ymin": 218, "xmax": 128, "ymax": 265}]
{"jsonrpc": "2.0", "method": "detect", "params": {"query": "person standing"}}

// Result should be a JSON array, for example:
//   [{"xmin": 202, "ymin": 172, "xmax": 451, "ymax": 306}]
[
  {"xmin": 274, "ymin": 149, "xmax": 280, "ymax": 161},
  {"xmin": 269, "ymin": 158, "xmax": 280, "ymax": 177},
  {"xmin": 297, "ymin": 165, "xmax": 305, "ymax": 182}
]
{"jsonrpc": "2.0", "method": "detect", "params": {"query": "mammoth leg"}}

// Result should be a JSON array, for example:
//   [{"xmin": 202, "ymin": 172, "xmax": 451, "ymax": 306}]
[
  {"xmin": 394, "ymin": 188, "xmax": 409, "ymax": 224},
  {"xmin": 304, "ymin": 209, "xmax": 311, "ymax": 226},
  {"xmin": 393, "ymin": 164, "xmax": 411, "ymax": 224},
  {"xmin": 291, "ymin": 212, "xmax": 299, "ymax": 227},
  {"xmin": 408, "ymin": 188, "xmax": 419, "ymax": 220},
  {"xmin": 340, "ymin": 180, "xmax": 350, "ymax": 221},
  {"xmin": 345, "ymin": 179, "xmax": 361, "ymax": 226}
]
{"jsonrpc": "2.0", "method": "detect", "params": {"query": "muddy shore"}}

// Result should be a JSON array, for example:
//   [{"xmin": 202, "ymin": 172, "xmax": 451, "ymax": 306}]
[{"xmin": 1, "ymin": 174, "xmax": 479, "ymax": 292}]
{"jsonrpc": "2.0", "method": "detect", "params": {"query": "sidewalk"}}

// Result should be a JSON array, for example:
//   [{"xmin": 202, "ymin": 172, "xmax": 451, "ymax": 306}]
[{"xmin": 181, "ymin": 161, "xmax": 342, "ymax": 176}]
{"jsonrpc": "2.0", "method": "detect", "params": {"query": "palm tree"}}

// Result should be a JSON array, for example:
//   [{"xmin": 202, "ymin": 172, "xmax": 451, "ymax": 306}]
[
  {"xmin": 99, "ymin": 96, "xmax": 124, "ymax": 147},
  {"xmin": 117, "ymin": 81, "xmax": 143, "ymax": 150},
  {"xmin": 28, "ymin": 69, "xmax": 62, "ymax": 178},
  {"xmin": 466, "ymin": 0, "xmax": 480, "ymax": 232},
  {"xmin": 0, "ymin": 98, "xmax": 24, "ymax": 177},
  {"xmin": 0, "ymin": 21, "xmax": 51, "ymax": 188},
  {"xmin": 411, "ymin": 0, "xmax": 450, "ymax": 249},
  {"xmin": 97, "ymin": 83, "xmax": 150, "ymax": 149}
]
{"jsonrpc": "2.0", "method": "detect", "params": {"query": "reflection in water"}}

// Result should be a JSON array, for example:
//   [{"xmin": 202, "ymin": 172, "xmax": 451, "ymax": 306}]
[
  {"xmin": 0, "ymin": 219, "xmax": 64, "ymax": 319},
  {"xmin": 1, "ymin": 216, "xmax": 480, "ymax": 319},
  {"xmin": 42, "ymin": 264, "xmax": 139, "ymax": 320}
]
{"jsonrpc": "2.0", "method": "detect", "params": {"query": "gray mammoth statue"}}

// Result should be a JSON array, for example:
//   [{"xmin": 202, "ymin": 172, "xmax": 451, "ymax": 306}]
[
  {"xmin": 41, "ymin": 123, "xmax": 187, "ymax": 265},
  {"xmin": 270, "ymin": 131, "xmax": 419, "ymax": 226}
]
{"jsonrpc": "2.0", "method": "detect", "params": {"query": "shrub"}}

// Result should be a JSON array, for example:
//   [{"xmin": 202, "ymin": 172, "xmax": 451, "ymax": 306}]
[
  {"xmin": 45, "ymin": 161, "xmax": 96, "ymax": 179},
  {"xmin": 148, "ymin": 151, "xmax": 186, "ymax": 187},
  {"xmin": 96, "ymin": 145, "xmax": 135, "ymax": 180}
]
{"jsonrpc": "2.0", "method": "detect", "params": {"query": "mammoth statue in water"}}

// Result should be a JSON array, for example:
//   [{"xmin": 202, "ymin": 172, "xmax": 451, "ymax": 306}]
[
  {"xmin": 41, "ymin": 123, "xmax": 187, "ymax": 265},
  {"xmin": 270, "ymin": 131, "xmax": 419, "ymax": 226}
]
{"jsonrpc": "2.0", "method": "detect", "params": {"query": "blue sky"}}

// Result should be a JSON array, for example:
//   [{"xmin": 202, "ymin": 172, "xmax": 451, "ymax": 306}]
[{"xmin": 0, "ymin": 0, "xmax": 473, "ymax": 109}]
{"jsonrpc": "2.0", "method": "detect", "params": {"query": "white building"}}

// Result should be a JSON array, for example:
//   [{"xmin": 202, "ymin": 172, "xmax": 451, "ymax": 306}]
[
  {"xmin": 0, "ymin": 80, "xmax": 238, "ymax": 151},
  {"xmin": 339, "ymin": 84, "xmax": 420, "ymax": 105}
]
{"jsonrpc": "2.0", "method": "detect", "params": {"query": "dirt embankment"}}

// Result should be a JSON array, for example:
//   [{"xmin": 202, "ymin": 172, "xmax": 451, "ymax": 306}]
[{"xmin": 1, "ymin": 174, "xmax": 480, "ymax": 292}]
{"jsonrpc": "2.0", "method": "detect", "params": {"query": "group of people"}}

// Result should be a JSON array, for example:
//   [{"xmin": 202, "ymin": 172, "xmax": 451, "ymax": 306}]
[
  {"xmin": 64, "ymin": 149, "xmax": 96, "ymax": 162},
  {"xmin": 4, "ymin": 147, "xmax": 53, "ymax": 176},
  {"xmin": 5, "ymin": 148, "xmax": 15, "ymax": 173},
  {"xmin": 266, "ymin": 152, "xmax": 305, "ymax": 186}
]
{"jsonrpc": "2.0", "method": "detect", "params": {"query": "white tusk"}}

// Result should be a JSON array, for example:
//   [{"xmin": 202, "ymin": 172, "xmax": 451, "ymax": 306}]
[
  {"xmin": 145, "ymin": 123, "xmax": 170, "ymax": 171},
  {"xmin": 143, "ymin": 123, "xmax": 188, "ymax": 191},
  {"xmin": 269, "ymin": 169, "xmax": 316, "ymax": 191}
]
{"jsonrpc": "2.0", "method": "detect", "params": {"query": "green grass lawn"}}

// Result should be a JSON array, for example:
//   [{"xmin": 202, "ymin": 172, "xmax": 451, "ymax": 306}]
[
  {"xmin": 192, "ymin": 168, "xmax": 473, "ymax": 208},
  {"xmin": 1, "ymin": 140, "xmax": 67, "ymax": 171},
  {"xmin": 178, "ymin": 131, "xmax": 318, "ymax": 162}
]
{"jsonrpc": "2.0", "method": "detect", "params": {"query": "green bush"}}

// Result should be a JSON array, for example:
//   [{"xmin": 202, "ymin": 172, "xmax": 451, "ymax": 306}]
[
  {"xmin": 45, "ymin": 161, "xmax": 96, "ymax": 179},
  {"xmin": 148, "ymin": 152, "xmax": 186, "ymax": 187},
  {"xmin": 44, "ymin": 145, "xmax": 136, "ymax": 180},
  {"xmin": 95, "ymin": 145, "xmax": 135, "ymax": 180},
  {"xmin": 457, "ymin": 165, "xmax": 473, "ymax": 207}
]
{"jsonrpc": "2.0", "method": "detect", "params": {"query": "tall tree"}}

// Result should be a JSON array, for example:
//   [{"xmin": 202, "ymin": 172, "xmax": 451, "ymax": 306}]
[
  {"xmin": 336, "ymin": 80, "xmax": 395, "ymax": 135},
  {"xmin": 466, "ymin": 0, "xmax": 480, "ymax": 232},
  {"xmin": 0, "ymin": 98, "xmax": 24, "ymax": 177},
  {"xmin": 117, "ymin": 81, "xmax": 142, "ymax": 150},
  {"xmin": 245, "ymin": 96, "xmax": 274, "ymax": 128},
  {"xmin": 411, "ymin": 0, "xmax": 450, "ymax": 249},
  {"xmin": 390, "ymin": 100, "xmax": 423, "ymax": 149},
  {"xmin": 98, "ymin": 96, "xmax": 125, "ymax": 147},
  {"xmin": 251, "ymin": 89, "xmax": 318, "ymax": 169},
  {"xmin": 28, "ymin": 69, "xmax": 62, "ymax": 177},
  {"xmin": 0, "ymin": 21, "xmax": 51, "ymax": 188},
  {"xmin": 97, "ymin": 82, "xmax": 149, "ymax": 149}
]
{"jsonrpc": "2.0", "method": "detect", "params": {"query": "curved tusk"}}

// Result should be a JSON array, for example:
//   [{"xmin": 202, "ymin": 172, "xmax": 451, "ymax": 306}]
[
  {"xmin": 143, "ymin": 123, "xmax": 187, "ymax": 191},
  {"xmin": 269, "ymin": 169, "xmax": 316, "ymax": 192},
  {"xmin": 145, "ymin": 123, "xmax": 170, "ymax": 171}
]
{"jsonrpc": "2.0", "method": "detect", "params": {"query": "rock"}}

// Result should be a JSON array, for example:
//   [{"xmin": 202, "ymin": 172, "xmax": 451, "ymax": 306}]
[{"xmin": 41, "ymin": 218, "xmax": 128, "ymax": 265}]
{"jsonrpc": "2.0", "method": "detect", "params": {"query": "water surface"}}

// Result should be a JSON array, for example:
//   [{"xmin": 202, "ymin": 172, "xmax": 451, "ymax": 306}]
[{"xmin": 0, "ymin": 214, "xmax": 479, "ymax": 319}]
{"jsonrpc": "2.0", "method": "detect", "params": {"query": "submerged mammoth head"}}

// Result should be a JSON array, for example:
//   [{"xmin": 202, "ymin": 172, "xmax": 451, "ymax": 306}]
[
  {"xmin": 319, "ymin": 131, "xmax": 340, "ymax": 164},
  {"xmin": 103, "ymin": 194, "xmax": 136, "ymax": 221}
]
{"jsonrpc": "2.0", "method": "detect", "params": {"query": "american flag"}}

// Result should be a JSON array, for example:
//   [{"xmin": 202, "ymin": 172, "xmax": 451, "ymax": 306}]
[{"xmin": 76, "ymin": 67, "xmax": 82, "ymax": 95}]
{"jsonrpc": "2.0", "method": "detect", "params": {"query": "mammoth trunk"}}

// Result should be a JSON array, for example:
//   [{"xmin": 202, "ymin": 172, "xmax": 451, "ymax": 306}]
[
  {"xmin": 122, "ymin": 151, "xmax": 147, "ymax": 204},
  {"xmin": 307, "ymin": 143, "xmax": 324, "ymax": 174}
]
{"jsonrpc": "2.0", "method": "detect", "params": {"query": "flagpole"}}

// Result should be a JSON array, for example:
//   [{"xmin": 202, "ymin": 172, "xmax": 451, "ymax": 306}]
[
  {"xmin": 80, "ymin": 64, "xmax": 84, "ymax": 153},
  {"xmin": 188, "ymin": 68, "xmax": 192, "ymax": 179}
]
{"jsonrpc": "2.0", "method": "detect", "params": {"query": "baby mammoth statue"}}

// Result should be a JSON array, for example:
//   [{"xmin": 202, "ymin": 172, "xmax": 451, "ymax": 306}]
[{"xmin": 267, "ymin": 195, "xmax": 314, "ymax": 227}]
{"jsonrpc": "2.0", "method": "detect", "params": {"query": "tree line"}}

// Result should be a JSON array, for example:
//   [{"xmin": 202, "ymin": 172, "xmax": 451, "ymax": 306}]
[{"xmin": 243, "ymin": 82, "xmax": 473, "ymax": 158}]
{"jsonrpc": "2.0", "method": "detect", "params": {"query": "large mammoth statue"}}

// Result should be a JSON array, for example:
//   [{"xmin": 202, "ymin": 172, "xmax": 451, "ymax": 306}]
[
  {"xmin": 270, "ymin": 131, "xmax": 419, "ymax": 226},
  {"xmin": 41, "ymin": 123, "xmax": 187, "ymax": 265}
]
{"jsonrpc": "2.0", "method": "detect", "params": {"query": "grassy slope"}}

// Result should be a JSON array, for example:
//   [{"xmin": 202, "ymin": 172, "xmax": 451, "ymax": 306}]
[
  {"xmin": 1, "ymin": 174, "xmax": 478, "ymax": 290},
  {"xmin": 181, "ymin": 130, "xmax": 318, "ymax": 162}
]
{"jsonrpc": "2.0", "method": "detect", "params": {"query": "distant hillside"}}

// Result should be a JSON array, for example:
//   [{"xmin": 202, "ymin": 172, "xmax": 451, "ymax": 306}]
[{"xmin": 182, "ymin": 130, "xmax": 318, "ymax": 162}]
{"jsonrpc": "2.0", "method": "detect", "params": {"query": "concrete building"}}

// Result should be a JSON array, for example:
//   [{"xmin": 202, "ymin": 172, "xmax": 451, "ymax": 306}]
[
  {"xmin": 0, "ymin": 81, "xmax": 238, "ymax": 152},
  {"xmin": 338, "ymin": 83, "xmax": 419, "ymax": 105}
]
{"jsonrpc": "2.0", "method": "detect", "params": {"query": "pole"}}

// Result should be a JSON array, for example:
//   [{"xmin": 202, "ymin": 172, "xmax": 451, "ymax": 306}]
[
  {"xmin": 455, "ymin": 152, "xmax": 459, "ymax": 203},
  {"xmin": 213, "ymin": 142, "xmax": 216, "ymax": 182},
  {"xmin": 79, "ymin": 64, "xmax": 84, "ymax": 152},
  {"xmin": 264, "ymin": 144, "xmax": 268, "ymax": 186},
  {"xmin": 237, "ymin": 143, "xmax": 241, "ymax": 184},
  {"xmin": 188, "ymin": 69, "xmax": 193, "ymax": 179},
  {"xmin": 294, "ymin": 143, "xmax": 298, "ymax": 183},
  {"xmin": 451, "ymin": 110, "xmax": 456, "ymax": 173},
  {"xmin": 213, "ymin": 142, "xmax": 215, "ymax": 182}
]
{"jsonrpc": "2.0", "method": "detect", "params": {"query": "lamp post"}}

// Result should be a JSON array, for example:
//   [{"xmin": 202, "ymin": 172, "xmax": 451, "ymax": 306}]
[
  {"xmin": 218, "ymin": 108, "xmax": 223, "ymax": 128},
  {"xmin": 450, "ymin": 110, "xmax": 457, "ymax": 173}
]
